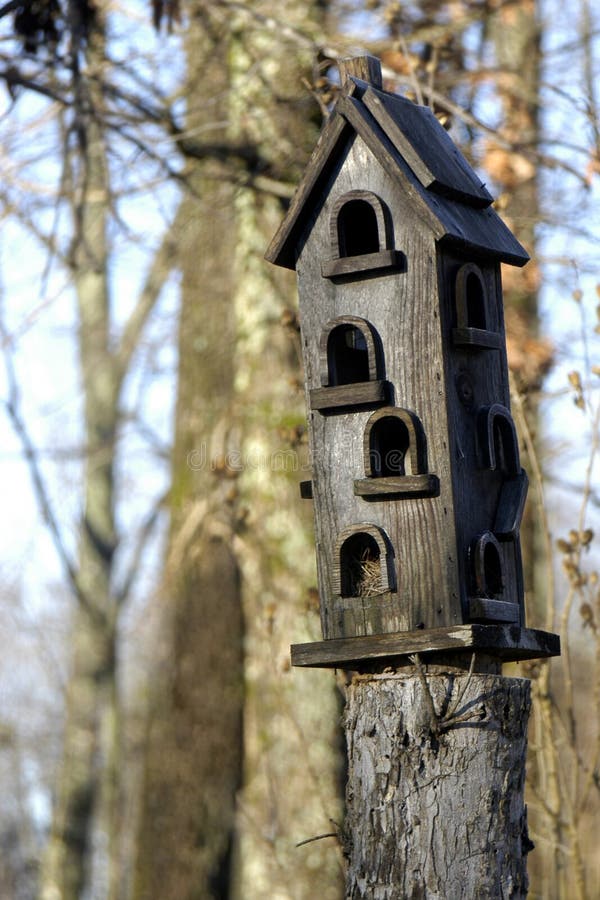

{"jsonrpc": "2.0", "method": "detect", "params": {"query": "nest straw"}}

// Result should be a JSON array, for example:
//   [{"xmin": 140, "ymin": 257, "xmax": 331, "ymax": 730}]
[{"xmin": 348, "ymin": 546, "xmax": 381, "ymax": 597}]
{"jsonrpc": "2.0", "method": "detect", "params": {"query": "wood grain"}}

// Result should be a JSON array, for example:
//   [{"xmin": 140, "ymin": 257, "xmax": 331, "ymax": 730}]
[
  {"xmin": 338, "ymin": 55, "xmax": 382, "ymax": 89},
  {"xmin": 296, "ymin": 134, "xmax": 462, "ymax": 639},
  {"xmin": 354, "ymin": 474, "xmax": 439, "ymax": 497},
  {"xmin": 290, "ymin": 624, "xmax": 560, "ymax": 668},
  {"xmin": 310, "ymin": 380, "xmax": 390, "ymax": 411},
  {"xmin": 322, "ymin": 249, "xmax": 404, "ymax": 278},
  {"xmin": 452, "ymin": 327, "xmax": 502, "ymax": 349},
  {"xmin": 268, "ymin": 66, "xmax": 555, "ymax": 660},
  {"xmin": 468, "ymin": 598, "xmax": 520, "ymax": 623}
]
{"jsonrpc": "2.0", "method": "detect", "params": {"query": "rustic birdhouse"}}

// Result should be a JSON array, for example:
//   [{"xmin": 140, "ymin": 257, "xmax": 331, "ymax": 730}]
[{"xmin": 266, "ymin": 55, "xmax": 559, "ymax": 669}]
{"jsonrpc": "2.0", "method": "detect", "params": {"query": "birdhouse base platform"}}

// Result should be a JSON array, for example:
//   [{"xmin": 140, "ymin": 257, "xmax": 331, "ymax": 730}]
[{"xmin": 290, "ymin": 624, "xmax": 560, "ymax": 669}]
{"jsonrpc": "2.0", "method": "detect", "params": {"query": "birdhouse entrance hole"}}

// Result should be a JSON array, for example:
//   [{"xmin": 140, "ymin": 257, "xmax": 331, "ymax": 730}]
[
  {"xmin": 478, "ymin": 536, "xmax": 504, "ymax": 597},
  {"xmin": 453, "ymin": 263, "xmax": 501, "ymax": 349},
  {"xmin": 311, "ymin": 317, "xmax": 389, "ymax": 411},
  {"xmin": 333, "ymin": 524, "xmax": 395, "ymax": 598},
  {"xmin": 478, "ymin": 404, "xmax": 520, "ymax": 475},
  {"xmin": 355, "ymin": 408, "xmax": 439, "ymax": 497},
  {"xmin": 468, "ymin": 532, "xmax": 520, "ymax": 624},
  {"xmin": 338, "ymin": 199, "xmax": 380, "ymax": 257},
  {"xmin": 492, "ymin": 418, "xmax": 519, "ymax": 474},
  {"xmin": 465, "ymin": 271, "xmax": 486, "ymax": 330},
  {"xmin": 341, "ymin": 533, "xmax": 382, "ymax": 598},
  {"xmin": 369, "ymin": 416, "xmax": 409, "ymax": 476},
  {"xmin": 321, "ymin": 191, "xmax": 403, "ymax": 279},
  {"xmin": 328, "ymin": 324, "xmax": 370, "ymax": 385}
]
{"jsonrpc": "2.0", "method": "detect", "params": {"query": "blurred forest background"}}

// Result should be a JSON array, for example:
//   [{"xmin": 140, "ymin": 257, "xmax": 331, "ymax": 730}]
[{"xmin": 0, "ymin": 0, "xmax": 599, "ymax": 898}]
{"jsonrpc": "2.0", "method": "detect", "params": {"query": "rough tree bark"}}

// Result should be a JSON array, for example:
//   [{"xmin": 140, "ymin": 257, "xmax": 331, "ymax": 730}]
[
  {"xmin": 344, "ymin": 667, "xmax": 532, "ymax": 899},
  {"xmin": 36, "ymin": 13, "xmax": 177, "ymax": 898},
  {"xmin": 134, "ymin": 3, "xmax": 346, "ymax": 898},
  {"xmin": 132, "ymin": 11, "xmax": 244, "ymax": 900}
]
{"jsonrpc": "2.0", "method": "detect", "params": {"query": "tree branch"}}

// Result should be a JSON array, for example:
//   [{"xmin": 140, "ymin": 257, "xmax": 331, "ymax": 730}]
[
  {"xmin": 114, "ymin": 224, "xmax": 179, "ymax": 384},
  {"xmin": 0, "ymin": 318, "xmax": 91, "ymax": 612},
  {"xmin": 114, "ymin": 491, "xmax": 168, "ymax": 606},
  {"xmin": 0, "ymin": 64, "xmax": 70, "ymax": 105},
  {"xmin": 0, "ymin": 186, "xmax": 69, "ymax": 265}
]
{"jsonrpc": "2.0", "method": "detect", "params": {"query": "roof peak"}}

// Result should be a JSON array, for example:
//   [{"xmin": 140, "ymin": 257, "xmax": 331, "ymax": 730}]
[
  {"xmin": 338, "ymin": 55, "xmax": 382, "ymax": 90},
  {"xmin": 265, "ymin": 64, "xmax": 529, "ymax": 270}
]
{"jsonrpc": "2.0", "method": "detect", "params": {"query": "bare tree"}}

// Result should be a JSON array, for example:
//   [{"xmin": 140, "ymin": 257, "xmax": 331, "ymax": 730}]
[{"xmin": 0, "ymin": 5, "xmax": 178, "ymax": 897}]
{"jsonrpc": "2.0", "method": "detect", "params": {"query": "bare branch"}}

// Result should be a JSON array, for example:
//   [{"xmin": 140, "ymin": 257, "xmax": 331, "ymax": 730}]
[
  {"xmin": 0, "ymin": 64, "xmax": 70, "ymax": 105},
  {"xmin": 0, "ymin": 0, "xmax": 23, "ymax": 18},
  {"xmin": 384, "ymin": 76, "xmax": 590, "ymax": 188},
  {"xmin": 295, "ymin": 832, "xmax": 339, "ymax": 848},
  {"xmin": 114, "ymin": 224, "xmax": 179, "ymax": 384},
  {"xmin": 581, "ymin": 0, "xmax": 600, "ymax": 162},
  {"xmin": 0, "ymin": 317, "xmax": 89, "ymax": 611},
  {"xmin": 209, "ymin": 0, "xmax": 319, "ymax": 51},
  {"xmin": 0, "ymin": 185, "xmax": 69, "ymax": 264},
  {"xmin": 114, "ymin": 491, "xmax": 168, "ymax": 606}
]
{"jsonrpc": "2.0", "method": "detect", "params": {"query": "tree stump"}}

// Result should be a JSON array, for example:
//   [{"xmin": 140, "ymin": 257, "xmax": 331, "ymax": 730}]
[{"xmin": 344, "ymin": 668, "xmax": 532, "ymax": 899}]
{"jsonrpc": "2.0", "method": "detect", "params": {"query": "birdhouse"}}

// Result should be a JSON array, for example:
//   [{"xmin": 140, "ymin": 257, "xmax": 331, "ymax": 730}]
[{"xmin": 266, "ymin": 56, "xmax": 559, "ymax": 669}]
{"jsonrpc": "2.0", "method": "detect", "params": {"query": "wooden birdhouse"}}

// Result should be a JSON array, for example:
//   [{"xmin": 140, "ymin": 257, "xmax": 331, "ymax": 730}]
[{"xmin": 266, "ymin": 56, "xmax": 559, "ymax": 669}]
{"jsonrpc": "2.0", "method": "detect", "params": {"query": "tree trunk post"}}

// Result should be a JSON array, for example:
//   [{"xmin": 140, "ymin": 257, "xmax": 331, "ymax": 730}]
[{"xmin": 343, "ymin": 661, "xmax": 532, "ymax": 898}]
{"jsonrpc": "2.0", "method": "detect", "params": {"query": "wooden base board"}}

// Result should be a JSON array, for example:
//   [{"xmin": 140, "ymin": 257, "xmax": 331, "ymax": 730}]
[{"xmin": 291, "ymin": 624, "xmax": 560, "ymax": 669}]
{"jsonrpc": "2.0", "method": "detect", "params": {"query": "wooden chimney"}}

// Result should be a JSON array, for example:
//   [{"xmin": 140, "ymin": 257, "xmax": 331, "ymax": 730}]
[{"xmin": 266, "ymin": 56, "xmax": 559, "ymax": 669}]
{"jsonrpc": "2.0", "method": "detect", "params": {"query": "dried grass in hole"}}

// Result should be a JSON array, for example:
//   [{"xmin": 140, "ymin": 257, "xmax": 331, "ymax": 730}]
[{"xmin": 347, "ymin": 546, "xmax": 382, "ymax": 597}]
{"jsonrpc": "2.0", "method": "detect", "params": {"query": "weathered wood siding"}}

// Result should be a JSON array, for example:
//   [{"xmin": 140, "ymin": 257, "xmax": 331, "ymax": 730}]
[
  {"xmin": 296, "ymin": 132, "xmax": 461, "ymax": 640},
  {"xmin": 438, "ymin": 251, "xmax": 524, "ymax": 621}
]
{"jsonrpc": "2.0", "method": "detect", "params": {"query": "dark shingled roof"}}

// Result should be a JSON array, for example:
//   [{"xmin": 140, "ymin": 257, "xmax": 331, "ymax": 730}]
[{"xmin": 265, "ymin": 77, "xmax": 529, "ymax": 270}]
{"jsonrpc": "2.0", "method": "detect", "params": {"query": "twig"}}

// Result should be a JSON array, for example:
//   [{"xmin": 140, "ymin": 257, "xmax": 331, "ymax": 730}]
[
  {"xmin": 114, "ymin": 224, "xmax": 179, "ymax": 385},
  {"xmin": 438, "ymin": 705, "xmax": 487, "ymax": 733},
  {"xmin": 0, "ymin": 314, "xmax": 91, "ymax": 613},
  {"xmin": 114, "ymin": 492, "xmax": 168, "ymax": 606},
  {"xmin": 296, "ymin": 831, "xmax": 339, "ymax": 848},
  {"xmin": 398, "ymin": 36, "xmax": 424, "ymax": 106},
  {"xmin": 444, "ymin": 652, "xmax": 477, "ymax": 722}
]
